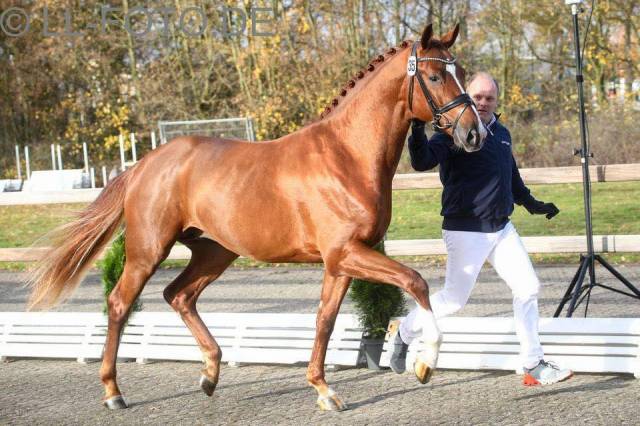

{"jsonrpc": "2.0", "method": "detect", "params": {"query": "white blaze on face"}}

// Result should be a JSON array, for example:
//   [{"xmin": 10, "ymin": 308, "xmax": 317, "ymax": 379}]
[{"xmin": 444, "ymin": 62, "xmax": 487, "ymax": 142}]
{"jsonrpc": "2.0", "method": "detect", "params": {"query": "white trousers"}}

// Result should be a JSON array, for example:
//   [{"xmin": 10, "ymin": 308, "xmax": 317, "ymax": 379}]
[{"xmin": 399, "ymin": 221, "xmax": 544, "ymax": 369}]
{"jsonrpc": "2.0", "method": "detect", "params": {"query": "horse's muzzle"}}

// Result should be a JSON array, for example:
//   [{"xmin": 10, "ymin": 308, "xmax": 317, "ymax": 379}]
[{"xmin": 455, "ymin": 123, "xmax": 486, "ymax": 152}]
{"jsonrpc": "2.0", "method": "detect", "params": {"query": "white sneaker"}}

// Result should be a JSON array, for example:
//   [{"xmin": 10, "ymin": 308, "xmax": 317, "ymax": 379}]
[{"xmin": 523, "ymin": 360, "xmax": 573, "ymax": 386}]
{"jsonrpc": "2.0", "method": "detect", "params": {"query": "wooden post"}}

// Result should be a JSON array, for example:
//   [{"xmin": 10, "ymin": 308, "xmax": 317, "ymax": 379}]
[{"xmin": 151, "ymin": 131, "xmax": 156, "ymax": 149}]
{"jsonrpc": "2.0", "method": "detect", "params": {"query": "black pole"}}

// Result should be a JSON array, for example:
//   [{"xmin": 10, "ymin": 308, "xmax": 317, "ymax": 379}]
[
  {"xmin": 570, "ymin": 3, "xmax": 594, "ymax": 264},
  {"xmin": 554, "ymin": 1, "xmax": 639, "ymax": 317}
]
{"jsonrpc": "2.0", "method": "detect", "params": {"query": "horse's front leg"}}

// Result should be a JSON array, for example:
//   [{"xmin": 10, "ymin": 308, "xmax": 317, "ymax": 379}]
[
  {"xmin": 307, "ymin": 273, "xmax": 351, "ymax": 411},
  {"xmin": 326, "ymin": 240, "xmax": 442, "ymax": 385}
]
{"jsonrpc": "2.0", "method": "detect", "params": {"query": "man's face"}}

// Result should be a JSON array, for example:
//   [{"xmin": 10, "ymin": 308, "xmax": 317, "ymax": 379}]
[{"xmin": 468, "ymin": 76, "xmax": 498, "ymax": 124}]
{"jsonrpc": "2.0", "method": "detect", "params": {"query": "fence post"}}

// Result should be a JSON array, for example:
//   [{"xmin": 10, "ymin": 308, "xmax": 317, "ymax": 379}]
[
  {"xmin": 50, "ymin": 144, "xmax": 56, "ymax": 170},
  {"xmin": 56, "ymin": 144, "xmax": 63, "ymax": 170},
  {"xmin": 14, "ymin": 145, "xmax": 21, "ymax": 180},
  {"xmin": 119, "ymin": 135, "xmax": 126, "ymax": 171},
  {"xmin": 101, "ymin": 166, "xmax": 107, "ymax": 187},
  {"xmin": 151, "ymin": 131, "xmax": 156, "ymax": 150},
  {"xmin": 130, "ymin": 133, "xmax": 137, "ymax": 163},
  {"xmin": 77, "ymin": 322, "xmax": 95, "ymax": 364},
  {"xmin": 635, "ymin": 330, "xmax": 640, "ymax": 379},
  {"xmin": 82, "ymin": 142, "xmax": 89, "ymax": 173},
  {"xmin": 247, "ymin": 117, "xmax": 255, "ymax": 141},
  {"xmin": 136, "ymin": 323, "xmax": 151, "ymax": 364},
  {"xmin": 90, "ymin": 167, "xmax": 96, "ymax": 188},
  {"xmin": 0, "ymin": 322, "xmax": 10, "ymax": 362},
  {"xmin": 228, "ymin": 324, "xmax": 245, "ymax": 367},
  {"xmin": 24, "ymin": 146, "xmax": 30, "ymax": 180}
]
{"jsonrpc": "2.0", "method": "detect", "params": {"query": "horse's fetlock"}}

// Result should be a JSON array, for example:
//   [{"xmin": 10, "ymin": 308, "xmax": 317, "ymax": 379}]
[
  {"xmin": 99, "ymin": 365, "xmax": 115, "ymax": 384},
  {"xmin": 405, "ymin": 270, "xmax": 426, "ymax": 293},
  {"xmin": 306, "ymin": 370, "xmax": 323, "ymax": 386}
]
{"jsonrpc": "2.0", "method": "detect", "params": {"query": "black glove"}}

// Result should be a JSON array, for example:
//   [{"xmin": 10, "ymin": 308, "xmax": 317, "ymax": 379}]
[
  {"xmin": 411, "ymin": 119, "xmax": 426, "ymax": 130},
  {"xmin": 408, "ymin": 119, "xmax": 427, "ymax": 149},
  {"xmin": 523, "ymin": 198, "xmax": 560, "ymax": 220}
]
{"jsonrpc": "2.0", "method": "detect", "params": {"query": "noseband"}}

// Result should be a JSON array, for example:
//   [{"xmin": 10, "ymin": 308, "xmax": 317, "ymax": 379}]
[{"xmin": 407, "ymin": 41, "xmax": 474, "ymax": 132}]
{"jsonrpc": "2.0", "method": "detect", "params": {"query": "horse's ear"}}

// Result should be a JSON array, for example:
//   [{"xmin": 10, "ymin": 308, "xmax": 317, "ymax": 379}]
[
  {"xmin": 420, "ymin": 24, "xmax": 434, "ymax": 49},
  {"xmin": 441, "ymin": 24, "xmax": 460, "ymax": 48}
]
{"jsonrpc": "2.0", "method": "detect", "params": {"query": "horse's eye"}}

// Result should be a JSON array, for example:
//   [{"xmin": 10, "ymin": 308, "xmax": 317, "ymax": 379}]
[{"xmin": 429, "ymin": 75, "xmax": 440, "ymax": 82}]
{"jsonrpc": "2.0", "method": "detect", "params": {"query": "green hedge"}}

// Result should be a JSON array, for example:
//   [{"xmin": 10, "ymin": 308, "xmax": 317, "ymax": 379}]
[
  {"xmin": 348, "ymin": 241, "xmax": 406, "ymax": 339},
  {"xmin": 99, "ymin": 231, "xmax": 142, "ymax": 314}
]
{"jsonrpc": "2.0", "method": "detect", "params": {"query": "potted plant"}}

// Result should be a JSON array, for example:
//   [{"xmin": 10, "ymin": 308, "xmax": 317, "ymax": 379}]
[{"xmin": 349, "ymin": 241, "xmax": 406, "ymax": 369}]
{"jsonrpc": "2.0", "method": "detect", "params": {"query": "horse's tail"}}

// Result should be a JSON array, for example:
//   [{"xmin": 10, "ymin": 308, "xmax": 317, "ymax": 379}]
[{"xmin": 27, "ymin": 170, "xmax": 132, "ymax": 310}]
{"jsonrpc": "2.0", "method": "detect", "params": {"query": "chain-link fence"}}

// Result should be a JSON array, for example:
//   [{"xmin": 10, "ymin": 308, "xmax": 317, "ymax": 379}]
[{"xmin": 158, "ymin": 117, "xmax": 255, "ymax": 145}]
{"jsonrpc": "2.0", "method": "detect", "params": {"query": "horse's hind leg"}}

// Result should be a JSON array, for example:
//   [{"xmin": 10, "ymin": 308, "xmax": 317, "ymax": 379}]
[
  {"xmin": 163, "ymin": 237, "xmax": 238, "ymax": 397},
  {"xmin": 100, "ymin": 229, "xmax": 177, "ymax": 409}
]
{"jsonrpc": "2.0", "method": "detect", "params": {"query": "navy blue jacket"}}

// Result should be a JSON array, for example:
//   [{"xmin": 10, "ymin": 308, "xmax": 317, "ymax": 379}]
[{"xmin": 408, "ymin": 117, "xmax": 533, "ymax": 232}]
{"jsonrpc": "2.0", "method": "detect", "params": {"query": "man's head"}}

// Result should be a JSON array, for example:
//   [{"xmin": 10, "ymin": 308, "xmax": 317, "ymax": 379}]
[{"xmin": 467, "ymin": 72, "xmax": 499, "ymax": 124}]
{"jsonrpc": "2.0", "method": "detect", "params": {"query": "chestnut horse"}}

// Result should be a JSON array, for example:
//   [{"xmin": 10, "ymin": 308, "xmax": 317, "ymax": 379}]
[{"xmin": 28, "ymin": 24, "xmax": 485, "ymax": 411}]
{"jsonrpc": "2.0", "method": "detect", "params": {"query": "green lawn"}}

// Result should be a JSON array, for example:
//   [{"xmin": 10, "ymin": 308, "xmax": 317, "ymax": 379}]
[
  {"xmin": 0, "ymin": 203, "xmax": 87, "ymax": 248},
  {"xmin": 0, "ymin": 181, "xmax": 638, "ymax": 249},
  {"xmin": 388, "ymin": 181, "xmax": 640, "ymax": 239}
]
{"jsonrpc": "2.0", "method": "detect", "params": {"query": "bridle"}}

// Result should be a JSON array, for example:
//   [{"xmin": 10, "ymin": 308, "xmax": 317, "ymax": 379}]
[{"xmin": 407, "ymin": 41, "xmax": 475, "ymax": 132}]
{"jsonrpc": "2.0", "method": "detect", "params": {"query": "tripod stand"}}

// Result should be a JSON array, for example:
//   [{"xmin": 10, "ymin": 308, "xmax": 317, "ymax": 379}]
[{"xmin": 554, "ymin": 0, "xmax": 640, "ymax": 317}]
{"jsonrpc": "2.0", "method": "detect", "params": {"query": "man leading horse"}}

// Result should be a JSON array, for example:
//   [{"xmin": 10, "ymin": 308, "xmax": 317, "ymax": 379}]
[{"xmin": 389, "ymin": 71, "xmax": 573, "ymax": 386}]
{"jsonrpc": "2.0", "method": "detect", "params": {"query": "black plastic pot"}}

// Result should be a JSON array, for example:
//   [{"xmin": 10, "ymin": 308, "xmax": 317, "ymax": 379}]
[{"xmin": 361, "ymin": 338, "xmax": 385, "ymax": 370}]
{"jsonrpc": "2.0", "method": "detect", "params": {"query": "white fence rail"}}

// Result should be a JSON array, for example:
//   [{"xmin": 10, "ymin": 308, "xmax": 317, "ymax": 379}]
[
  {"xmin": 1, "ymin": 235, "xmax": 638, "ymax": 263},
  {"xmin": 2, "ymin": 312, "xmax": 638, "ymax": 377},
  {"xmin": 0, "ymin": 312, "xmax": 363, "ymax": 367},
  {"xmin": 380, "ymin": 317, "xmax": 640, "ymax": 377}
]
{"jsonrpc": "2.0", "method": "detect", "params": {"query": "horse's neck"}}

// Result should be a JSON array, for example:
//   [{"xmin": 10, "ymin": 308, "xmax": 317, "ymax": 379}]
[{"xmin": 323, "ymin": 60, "xmax": 411, "ymax": 183}]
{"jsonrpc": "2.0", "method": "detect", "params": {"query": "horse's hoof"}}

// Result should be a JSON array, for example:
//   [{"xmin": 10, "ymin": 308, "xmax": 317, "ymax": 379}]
[
  {"xmin": 103, "ymin": 395, "xmax": 128, "ymax": 409},
  {"xmin": 199, "ymin": 374, "xmax": 218, "ymax": 397},
  {"xmin": 414, "ymin": 359, "xmax": 435, "ymax": 384},
  {"xmin": 317, "ymin": 393, "xmax": 348, "ymax": 411}
]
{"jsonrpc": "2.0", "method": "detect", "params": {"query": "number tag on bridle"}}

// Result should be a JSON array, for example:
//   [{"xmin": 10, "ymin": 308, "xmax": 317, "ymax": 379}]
[
  {"xmin": 407, "ymin": 56, "xmax": 417, "ymax": 76},
  {"xmin": 445, "ymin": 63, "xmax": 457, "ymax": 76}
]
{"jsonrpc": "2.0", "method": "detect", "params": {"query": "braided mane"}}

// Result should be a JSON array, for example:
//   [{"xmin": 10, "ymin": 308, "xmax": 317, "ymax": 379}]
[{"xmin": 319, "ymin": 40, "xmax": 414, "ymax": 119}]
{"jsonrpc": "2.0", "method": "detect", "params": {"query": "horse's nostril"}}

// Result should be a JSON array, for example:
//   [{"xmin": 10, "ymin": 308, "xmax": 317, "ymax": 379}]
[{"xmin": 467, "ymin": 129, "xmax": 477, "ymax": 146}]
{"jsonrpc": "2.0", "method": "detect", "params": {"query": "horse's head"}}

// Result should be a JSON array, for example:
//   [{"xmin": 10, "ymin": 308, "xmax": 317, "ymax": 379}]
[{"xmin": 407, "ymin": 24, "xmax": 486, "ymax": 152}]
